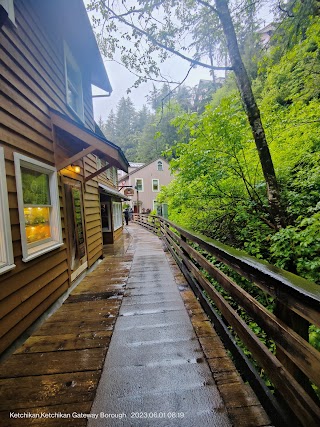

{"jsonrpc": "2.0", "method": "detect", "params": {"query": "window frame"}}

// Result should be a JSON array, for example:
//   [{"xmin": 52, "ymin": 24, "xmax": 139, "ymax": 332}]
[
  {"xmin": 0, "ymin": 0, "xmax": 15, "ymax": 24},
  {"xmin": 0, "ymin": 147, "xmax": 15, "ymax": 275},
  {"xmin": 112, "ymin": 167, "xmax": 118, "ymax": 186},
  {"xmin": 152, "ymin": 179, "xmax": 160, "ymax": 192},
  {"xmin": 157, "ymin": 160, "xmax": 163, "ymax": 171},
  {"xmin": 112, "ymin": 202, "xmax": 123, "ymax": 231},
  {"xmin": 14, "ymin": 153, "xmax": 63, "ymax": 262},
  {"xmin": 64, "ymin": 42, "xmax": 84, "ymax": 121},
  {"xmin": 135, "ymin": 178, "xmax": 144, "ymax": 192}
]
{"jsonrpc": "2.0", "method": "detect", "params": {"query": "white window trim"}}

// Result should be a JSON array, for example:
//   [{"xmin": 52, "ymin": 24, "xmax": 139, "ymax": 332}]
[
  {"xmin": 64, "ymin": 42, "xmax": 84, "ymax": 121},
  {"xmin": 152, "ymin": 200, "xmax": 158, "ymax": 211},
  {"xmin": 0, "ymin": 147, "xmax": 15, "ymax": 275},
  {"xmin": 14, "ymin": 153, "xmax": 63, "ymax": 262},
  {"xmin": 152, "ymin": 179, "xmax": 160, "ymax": 192},
  {"xmin": 157, "ymin": 160, "xmax": 163, "ymax": 171},
  {"xmin": 135, "ymin": 178, "xmax": 144, "ymax": 192},
  {"xmin": 0, "ymin": 0, "xmax": 15, "ymax": 24},
  {"xmin": 112, "ymin": 202, "xmax": 123, "ymax": 231}
]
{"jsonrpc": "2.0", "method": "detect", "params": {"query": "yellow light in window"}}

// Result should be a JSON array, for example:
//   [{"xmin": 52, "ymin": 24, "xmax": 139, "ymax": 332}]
[{"xmin": 24, "ymin": 207, "xmax": 51, "ymax": 244}]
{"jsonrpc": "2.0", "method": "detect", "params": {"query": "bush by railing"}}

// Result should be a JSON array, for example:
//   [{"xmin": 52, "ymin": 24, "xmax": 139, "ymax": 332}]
[{"xmin": 134, "ymin": 213, "xmax": 320, "ymax": 427}]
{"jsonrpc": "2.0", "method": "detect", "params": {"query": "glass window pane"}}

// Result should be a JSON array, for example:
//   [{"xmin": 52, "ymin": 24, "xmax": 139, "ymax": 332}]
[
  {"xmin": 24, "ymin": 207, "xmax": 51, "ymax": 244},
  {"xmin": 21, "ymin": 167, "xmax": 50, "ymax": 205},
  {"xmin": 136, "ymin": 179, "xmax": 143, "ymax": 191}
]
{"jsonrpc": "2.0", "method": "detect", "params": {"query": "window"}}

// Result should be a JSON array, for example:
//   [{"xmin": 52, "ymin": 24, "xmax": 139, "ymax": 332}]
[
  {"xmin": 0, "ymin": 147, "xmax": 15, "ymax": 275},
  {"xmin": 14, "ymin": 153, "xmax": 63, "ymax": 262},
  {"xmin": 96, "ymin": 157, "xmax": 110, "ymax": 179},
  {"xmin": 112, "ymin": 202, "xmax": 122, "ymax": 230},
  {"xmin": 112, "ymin": 167, "xmax": 117, "ymax": 186},
  {"xmin": 101, "ymin": 201, "xmax": 111, "ymax": 232},
  {"xmin": 0, "ymin": 0, "xmax": 15, "ymax": 24},
  {"xmin": 135, "ymin": 178, "xmax": 144, "ymax": 192},
  {"xmin": 157, "ymin": 160, "xmax": 163, "ymax": 171},
  {"xmin": 64, "ymin": 43, "xmax": 84, "ymax": 120},
  {"xmin": 152, "ymin": 179, "xmax": 160, "ymax": 192}
]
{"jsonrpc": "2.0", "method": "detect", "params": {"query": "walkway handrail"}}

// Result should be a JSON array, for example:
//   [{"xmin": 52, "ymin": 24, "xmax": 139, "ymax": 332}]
[{"xmin": 134, "ymin": 213, "xmax": 320, "ymax": 427}]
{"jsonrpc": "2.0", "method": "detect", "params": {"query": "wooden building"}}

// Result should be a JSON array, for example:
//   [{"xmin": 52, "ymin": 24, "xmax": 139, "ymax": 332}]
[{"xmin": 0, "ymin": 0, "xmax": 129, "ymax": 355}]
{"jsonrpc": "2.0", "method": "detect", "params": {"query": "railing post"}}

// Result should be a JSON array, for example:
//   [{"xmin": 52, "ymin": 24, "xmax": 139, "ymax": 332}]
[{"xmin": 274, "ymin": 302, "xmax": 316, "ymax": 401}]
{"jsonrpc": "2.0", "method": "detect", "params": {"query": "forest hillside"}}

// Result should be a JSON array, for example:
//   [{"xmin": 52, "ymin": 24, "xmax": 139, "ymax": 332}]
[{"xmin": 100, "ymin": 6, "xmax": 320, "ymax": 286}]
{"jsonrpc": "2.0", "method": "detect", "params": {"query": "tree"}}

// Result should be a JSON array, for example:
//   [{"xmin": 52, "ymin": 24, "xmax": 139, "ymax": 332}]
[{"xmin": 88, "ymin": 0, "xmax": 284, "ymax": 228}]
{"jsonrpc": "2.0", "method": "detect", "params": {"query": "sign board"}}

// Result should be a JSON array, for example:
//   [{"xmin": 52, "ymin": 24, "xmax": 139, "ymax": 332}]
[{"xmin": 124, "ymin": 188, "xmax": 134, "ymax": 197}]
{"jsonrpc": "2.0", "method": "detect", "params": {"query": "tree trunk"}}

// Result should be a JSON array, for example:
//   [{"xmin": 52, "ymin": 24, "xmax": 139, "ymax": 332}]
[{"xmin": 214, "ymin": 0, "xmax": 285, "ymax": 228}]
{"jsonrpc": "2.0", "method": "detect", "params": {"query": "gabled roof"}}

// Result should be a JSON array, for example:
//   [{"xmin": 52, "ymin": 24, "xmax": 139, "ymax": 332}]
[{"xmin": 120, "ymin": 157, "xmax": 169, "ymax": 181}]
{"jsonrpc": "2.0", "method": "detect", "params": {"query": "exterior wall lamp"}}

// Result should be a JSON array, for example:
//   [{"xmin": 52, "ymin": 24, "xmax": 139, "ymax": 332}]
[{"xmin": 72, "ymin": 164, "xmax": 81, "ymax": 174}]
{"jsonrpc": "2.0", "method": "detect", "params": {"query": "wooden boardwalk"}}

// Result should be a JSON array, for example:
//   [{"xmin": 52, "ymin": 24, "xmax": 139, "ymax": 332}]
[{"xmin": 0, "ymin": 224, "xmax": 271, "ymax": 427}]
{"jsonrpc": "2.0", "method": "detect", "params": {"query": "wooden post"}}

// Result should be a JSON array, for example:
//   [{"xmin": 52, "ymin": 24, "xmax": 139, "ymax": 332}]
[{"xmin": 274, "ymin": 301, "xmax": 318, "ymax": 402}]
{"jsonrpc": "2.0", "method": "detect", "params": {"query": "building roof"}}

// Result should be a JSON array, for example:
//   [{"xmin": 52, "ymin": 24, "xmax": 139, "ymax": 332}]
[
  {"xmin": 99, "ymin": 183, "xmax": 130, "ymax": 201},
  {"xmin": 129, "ymin": 162, "xmax": 145, "ymax": 168},
  {"xmin": 35, "ymin": 0, "xmax": 112, "ymax": 93},
  {"xmin": 120, "ymin": 157, "xmax": 169, "ymax": 181},
  {"xmin": 50, "ymin": 108, "xmax": 129, "ymax": 172}
]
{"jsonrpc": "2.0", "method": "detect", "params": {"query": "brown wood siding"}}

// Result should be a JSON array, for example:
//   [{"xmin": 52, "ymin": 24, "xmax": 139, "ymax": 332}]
[
  {"xmin": 83, "ymin": 155, "xmax": 103, "ymax": 268},
  {"xmin": 1, "ymin": 0, "xmax": 95, "ymax": 132},
  {"xmin": 0, "ymin": 277, "xmax": 69, "ymax": 355},
  {"xmin": 0, "ymin": 145, "xmax": 69, "ymax": 354},
  {"xmin": 0, "ymin": 0, "xmax": 99, "ymax": 354},
  {"xmin": 114, "ymin": 226, "xmax": 124, "ymax": 241}
]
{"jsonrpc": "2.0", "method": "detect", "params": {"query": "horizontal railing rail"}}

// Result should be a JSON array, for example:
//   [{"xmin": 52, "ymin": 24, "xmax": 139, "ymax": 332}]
[{"xmin": 133, "ymin": 213, "xmax": 320, "ymax": 427}]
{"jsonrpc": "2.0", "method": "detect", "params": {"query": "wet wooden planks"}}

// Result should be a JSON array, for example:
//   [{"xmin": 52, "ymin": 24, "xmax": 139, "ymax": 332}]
[{"xmin": 0, "ymin": 232, "xmax": 134, "ymax": 427}]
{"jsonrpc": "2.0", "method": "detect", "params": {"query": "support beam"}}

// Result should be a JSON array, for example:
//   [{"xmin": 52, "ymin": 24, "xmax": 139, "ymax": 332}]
[
  {"xmin": 85, "ymin": 164, "xmax": 112, "ymax": 183},
  {"xmin": 56, "ymin": 146, "xmax": 96, "ymax": 171}
]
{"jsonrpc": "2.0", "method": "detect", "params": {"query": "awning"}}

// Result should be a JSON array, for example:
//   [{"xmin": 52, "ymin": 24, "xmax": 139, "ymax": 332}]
[
  {"xmin": 50, "ymin": 109, "xmax": 129, "ymax": 173},
  {"xmin": 99, "ymin": 183, "xmax": 131, "ymax": 201}
]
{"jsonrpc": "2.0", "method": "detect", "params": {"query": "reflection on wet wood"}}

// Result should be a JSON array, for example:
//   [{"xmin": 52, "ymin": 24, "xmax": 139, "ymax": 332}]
[
  {"xmin": 0, "ymin": 371, "xmax": 100, "ymax": 410},
  {"xmin": 15, "ymin": 331, "xmax": 112, "ymax": 354},
  {"xmin": 33, "ymin": 319, "xmax": 115, "ymax": 336},
  {"xmin": 0, "ymin": 231, "xmax": 133, "ymax": 426},
  {"xmin": 0, "ymin": 348, "xmax": 106, "ymax": 378}
]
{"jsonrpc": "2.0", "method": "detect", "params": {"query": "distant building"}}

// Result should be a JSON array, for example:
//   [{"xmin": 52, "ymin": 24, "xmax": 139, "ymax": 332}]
[
  {"xmin": 118, "ymin": 162, "xmax": 145, "ymax": 179},
  {"xmin": 119, "ymin": 158, "xmax": 173, "ymax": 213},
  {"xmin": 258, "ymin": 23, "xmax": 275, "ymax": 46}
]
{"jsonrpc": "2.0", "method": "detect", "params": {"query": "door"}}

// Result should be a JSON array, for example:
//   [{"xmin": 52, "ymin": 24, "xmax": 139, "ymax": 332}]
[{"xmin": 64, "ymin": 178, "xmax": 87, "ymax": 281}]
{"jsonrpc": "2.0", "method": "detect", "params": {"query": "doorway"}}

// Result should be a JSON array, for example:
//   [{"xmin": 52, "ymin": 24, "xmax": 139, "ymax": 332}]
[{"xmin": 64, "ymin": 178, "xmax": 87, "ymax": 281}]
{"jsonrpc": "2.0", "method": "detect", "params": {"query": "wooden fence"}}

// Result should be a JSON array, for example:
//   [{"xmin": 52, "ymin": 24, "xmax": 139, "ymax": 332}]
[{"xmin": 134, "ymin": 213, "xmax": 320, "ymax": 427}]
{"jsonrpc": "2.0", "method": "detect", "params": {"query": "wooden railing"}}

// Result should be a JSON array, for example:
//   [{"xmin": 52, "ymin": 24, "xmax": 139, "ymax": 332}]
[{"xmin": 134, "ymin": 213, "xmax": 320, "ymax": 427}]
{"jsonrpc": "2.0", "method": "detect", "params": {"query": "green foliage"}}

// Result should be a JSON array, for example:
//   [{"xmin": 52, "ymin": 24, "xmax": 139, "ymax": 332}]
[
  {"xmin": 21, "ymin": 169, "xmax": 50, "ymax": 205},
  {"xmin": 159, "ymin": 18, "xmax": 320, "ymax": 284},
  {"xmin": 270, "ymin": 210, "xmax": 320, "ymax": 282}
]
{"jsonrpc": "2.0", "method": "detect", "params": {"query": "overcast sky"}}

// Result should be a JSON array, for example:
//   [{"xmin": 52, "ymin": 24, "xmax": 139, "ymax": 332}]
[
  {"xmin": 86, "ymin": 1, "xmax": 272, "ymax": 122},
  {"xmin": 92, "ymin": 58, "xmax": 215, "ymax": 121}
]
